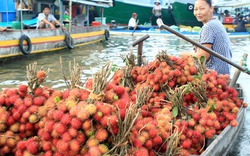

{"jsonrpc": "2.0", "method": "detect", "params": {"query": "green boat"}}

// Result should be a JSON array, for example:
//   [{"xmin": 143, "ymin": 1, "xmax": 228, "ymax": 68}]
[{"xmin": 101, "ymin": 0, "xmax": 202, "ymax": 27}]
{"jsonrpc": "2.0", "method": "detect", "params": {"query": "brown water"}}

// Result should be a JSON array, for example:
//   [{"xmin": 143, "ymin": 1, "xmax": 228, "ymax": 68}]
[{"xmin": 0, "ymin": 35, "xmax": 250, "ymax": 155}]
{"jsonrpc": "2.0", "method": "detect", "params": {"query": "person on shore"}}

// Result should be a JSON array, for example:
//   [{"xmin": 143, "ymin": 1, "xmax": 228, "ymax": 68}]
[
  {"xmin": 234, "ymin": 15, "xmax": 247, "ymax": 32},
  {"xmin": 128, "ymin": 13, "xmax": 139, "ymax": 30},
  {"xmin": 0, "ymin": 27, "xmax": 7, "ymax": 32},
  {"xmin": 151, "ymin": 0, "xmax": 162, "ymax": 26},
  {"xmin": 181, "ymin": 0, "xmax": 232, "ymax": 75},
  {"xmin": 37, "ymin": 6, "xmax": 66, "ymax": 30}
]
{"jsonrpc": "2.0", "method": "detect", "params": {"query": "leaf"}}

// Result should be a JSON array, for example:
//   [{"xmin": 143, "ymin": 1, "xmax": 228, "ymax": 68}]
[
  {"xmin": 200, "ymin": 56, "xmax": 205, "ymax": 64},
  {"xmin": 172, "ymin": 106, "xmax": 178, "ymax": 117},
  {"xmin": 208, "ymin": 104, "xmax": 216, "ymax": 112},
  {"xmin": 54, "ymin": 96, "xmax": 60, "ymax": 103}
]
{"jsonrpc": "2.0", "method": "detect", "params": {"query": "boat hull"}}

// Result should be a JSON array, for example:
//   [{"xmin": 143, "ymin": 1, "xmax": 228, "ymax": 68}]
[
  {"xmin": 0, "ymin": 26, "xmax": 108, "ymax": 60},
  {"xmin": 171, "ymin": 1, "xmax": 202, "ymax": 27},
  {"xmin": 101, "ymin": 1, "xmax": 176, "ymax": 26}
]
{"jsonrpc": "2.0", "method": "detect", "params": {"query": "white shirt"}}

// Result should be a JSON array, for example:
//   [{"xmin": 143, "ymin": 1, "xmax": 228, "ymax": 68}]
[
  {"xmin": 37, "ymin": 13, "xmax": 57, "ymax": 28},
  {"xmin": 153, "ymin": 5, "xmax": 162, "ymax": 17},
  {"xmin": 128, "ymin": 18, "xmax": 136, "ymax": 27}
]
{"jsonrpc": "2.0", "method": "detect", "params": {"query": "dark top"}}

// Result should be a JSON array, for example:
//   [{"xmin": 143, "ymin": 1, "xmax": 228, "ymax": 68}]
[{"xmin": 235, "ymin": 20, "xmax": 247, "ymax": 32}]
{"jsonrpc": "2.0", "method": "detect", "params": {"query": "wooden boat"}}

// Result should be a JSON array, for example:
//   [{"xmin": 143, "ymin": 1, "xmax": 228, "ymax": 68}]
[{"xmin": 0, "ymin": 0, "xmax": 112, "ymax": 61}]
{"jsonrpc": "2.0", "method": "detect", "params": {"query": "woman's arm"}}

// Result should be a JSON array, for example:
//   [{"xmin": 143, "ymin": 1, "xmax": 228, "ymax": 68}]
[{"xmin": 181, "ymin": 43, "xmax": 211, "ymax": 60}]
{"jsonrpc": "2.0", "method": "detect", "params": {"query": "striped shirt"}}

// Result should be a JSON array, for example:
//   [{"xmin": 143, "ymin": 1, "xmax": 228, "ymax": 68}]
[{"xmin": 199, "ymin": 18, "xmax": 232, "ymax": 75}]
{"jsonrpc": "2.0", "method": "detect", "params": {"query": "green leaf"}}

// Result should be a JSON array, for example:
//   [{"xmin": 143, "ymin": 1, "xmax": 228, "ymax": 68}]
[
  {"xmin": 54, "ymin": 96, "xmax": 60, "ymax": 103},
  {"xmin": 200, "ymin": 56, "xmax": 205, "ymax": 64},
  {"xmin": 172, "ymin": 106, "xmax": 178, "ymax": 117},
  {"xmin": 208, "ymin": 104, "xmax": 216, "ymax": 112}
]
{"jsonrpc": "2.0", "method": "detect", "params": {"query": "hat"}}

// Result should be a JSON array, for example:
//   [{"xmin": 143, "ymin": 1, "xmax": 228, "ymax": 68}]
[{"xmin": 154, "ymin": 0, "xmax": 161, "ymax": 4}]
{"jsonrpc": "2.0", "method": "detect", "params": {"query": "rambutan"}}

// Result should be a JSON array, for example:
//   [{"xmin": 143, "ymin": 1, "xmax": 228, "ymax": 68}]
[
  {"xmin": 149, "ymin": 129, "xmax": 158, "ymax": 138},
  {"xmin": 17, "ymin": 140, "xmax": 26, "ymax": 150},
  {"xmin": 95, "ymin": 129, "xmax": 108, "ymax": 142},
  {"xmin": 76, "ymin": 132, "xmax": 86, "ymax": 144},
  {"xmin": 134, "ymin": 147, "xmax": 149, "ymax": 156},
  {"xmin": 205, "ymin": 130, "xmax": 214, "ymax": 139},
  {"xmin": 18, "ymin": 84, "xmax": 28, "ymax": 93},
  {"xmin": 153, "ymin": 136, "xmax": 163, "ymax": 146},
  {"xmin": 8, "ymin": 94, "xmax": 19, "ymax": 104},
  {"xmin": 53, "ymin": 110, "xmax": 64, "ymax": 121},
  {"xmin": 71, "ymin": 117, "xmax": 83, "ymax": 130},
  {"xmin": 41, "ymin": 131, "xmax": 51, "ymax": 141},
  {"xmin": 36, "ymin": 70, "xmax": 46, "ymax": 79},
  {"xmin": 113, "ymin": 99, "xmax": 129, "ymax": 109},
  {"xmin": 62, "ymin": 132, "xmax": 72, "ymax": 141},
  {"xmin": 61, "ymin": 113, "xmax": 72, "ymax": 125},
  {"xmin": 86, "ymin": 138, "xmax": 99, "ymax": 147},
  {"xmin": 45, "ymin": 120, "xmax": 55, "ymax": 132},
  {"xmin": 88, "ymin": 146, "xmax": 102, "ymax": 156},
  {"xmin": 6, "ymin": 89, "xmax": 17, "ymax": 97},
  {"xmin": 57, "ymin": 140, "xmax": 69, "ymax": 153},
  {"xmin": 77, "ymin": 108, "xmax": 90, "ymax": 121},
  {"xmin": 0, "ymin": 94, "xmax": 5, "ymax": 105},
  {"xmin": 99, "ymin": 105, "xmax": 112, "ymax": 116},
  {"xmin": 26, "ymin": 141, "xmax": 39, "ymax": 155},
  {"xmin": 42, "ymin": 141, "xmax": 52, "ymax": 151},
  {"xmin": 70, "ymin": 139, "xmax": 80, "ymax": 152},
  {"xmin": 181, "ymin": 139, "xmax": 192, "ymax": 149},
  {"xmin": 53, "ymin": 123, "xmax": 66, "ymax": 134},
  {"xmin": 85, "ymin": 104, "xmax": 97, "ymax": 115},
  {"xmin": 144, "ymin": 140, "xmax": 153, "ymax": 149},
  {"xmin": 114, "ymin": 86, "xmax": 125, "ymax": 96},
  {"xmin": 28, "ymin": 114, "xmax": 39, "ymax": 123},
  {"xmin": 69, "ymin": 88, "xmax": 81, "ymax": 98},
  {"xmin": 230, "ymin": 119, "xmax": 238, "ymax": 127},
  {"xmin": 132, "ymin": 138, "xmax": 143, "ymax": 148},
  {"xmin": 82, "ymin": 119, "xmax": 92, "ymax": 130},
  {"xmin": 34, "ymin": 87, "xmax": 43, "ymax": 96},
  {"xmin": 69, "ymin": 127, "xmax": 78, "ymax": 137},
  {"xmin": 98, "ymin": 144, "xmax": 109, "ymax": 154},
  {"xmin": 33, "ymin": 96, "xmax": 45, "ymax": 106}
]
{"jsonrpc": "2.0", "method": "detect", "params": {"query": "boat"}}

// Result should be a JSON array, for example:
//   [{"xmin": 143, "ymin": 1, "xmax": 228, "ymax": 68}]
[
  {"xmin": 98, "ymin": 0, "xmax": 178, "ymax": 26},
  {"xmin": 102, "ymin": 0, "xmax": 250, "ymax": 31},
  {"xmin": 0, "ymin": 0, "xmax": 112, "ymax": 61},
  {"xmin": 110, "ymin": 27, "xmax": 250, "ymax": 37}
]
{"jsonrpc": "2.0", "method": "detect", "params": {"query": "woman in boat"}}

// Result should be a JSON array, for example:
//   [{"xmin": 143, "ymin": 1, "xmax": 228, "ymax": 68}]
[
  {"xmin": 234, "ymin": 15, "xmax": 247, "ymax": 32},
  {"xmin": 37, "ymin": 5, "xmax": 66, "ymax": 31},
  {"xmin": 151, "ymin": 0, "xmax": 162, "ymax": 26},
  {"xmin": 128, "ymin": 13, "xmax": 139, "ymax": 30},
  {"xmin": 181, "ymin": 0, "xmax": 232, "ymax": 75}
]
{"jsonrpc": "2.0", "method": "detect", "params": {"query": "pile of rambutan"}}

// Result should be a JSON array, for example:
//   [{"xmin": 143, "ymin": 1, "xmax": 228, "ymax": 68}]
[{"xmin": 0, "ymin": 51, "xmax": 248, "ymax": 156}]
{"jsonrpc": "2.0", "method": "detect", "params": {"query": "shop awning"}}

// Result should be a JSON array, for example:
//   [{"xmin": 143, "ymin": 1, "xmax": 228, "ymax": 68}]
[{"xmin": 63, "ymin": 0, "xmax": 113, "ymax": 8}]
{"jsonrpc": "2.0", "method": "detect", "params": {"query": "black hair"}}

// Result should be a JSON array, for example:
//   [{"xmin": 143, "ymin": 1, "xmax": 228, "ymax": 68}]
[
  {"xmin": 42, "ymin": 5, "xmax": 50, "ymax": 11},
  {"xmin": 196, "ymin": 0, "xmax": 212, "ymax": 7}
]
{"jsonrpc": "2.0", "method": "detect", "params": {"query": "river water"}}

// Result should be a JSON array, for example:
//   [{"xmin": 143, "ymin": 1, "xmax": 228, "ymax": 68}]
[{"xmin": 0, "ymin": 34, "xmax": 250, "ymax": 155}]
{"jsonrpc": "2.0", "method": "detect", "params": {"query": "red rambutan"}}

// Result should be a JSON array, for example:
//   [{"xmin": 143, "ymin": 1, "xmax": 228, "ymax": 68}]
[{"xmin": 95, "ymin": 129, "xmax": 108, "ymax": 142}]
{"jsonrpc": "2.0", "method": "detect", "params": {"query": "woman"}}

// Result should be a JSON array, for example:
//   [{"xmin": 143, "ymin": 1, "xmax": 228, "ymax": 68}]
[
  {"xmin": 151, "ymin": 0, "xmax": 162, "ymax": 26},
  {"xmin": 181, "ymin": 0, "xmax": 232, "ymax": 75}
]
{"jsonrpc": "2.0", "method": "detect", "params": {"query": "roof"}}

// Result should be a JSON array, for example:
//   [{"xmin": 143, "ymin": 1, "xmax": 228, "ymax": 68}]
[{"xmin": 63, "ymin": 0, "xmax": 113, "ymax": 8}]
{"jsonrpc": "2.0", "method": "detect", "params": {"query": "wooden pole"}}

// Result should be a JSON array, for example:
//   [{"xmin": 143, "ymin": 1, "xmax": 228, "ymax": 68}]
[
  {"xmin": 69, "ymin": 0, "xmax": 72, "ymax": 33},
  {"xmin": 157, "ymin": 18, "xmax": 250, "ymax": 75},
  {"xmin": 229, "ymin": 53, "xmax": 248, "ymax": 87},
  {"xmin": 137, "ymin": 42, "xmax": 143, "ymax": 66}
]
